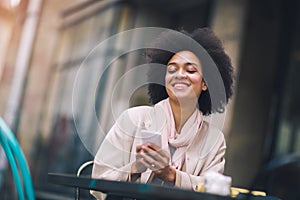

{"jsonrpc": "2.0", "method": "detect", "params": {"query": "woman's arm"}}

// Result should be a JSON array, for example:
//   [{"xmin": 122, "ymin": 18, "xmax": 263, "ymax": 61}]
[
  {"xmin": 91, "ymin": 108, "xmax": 152, "ymax": 200},
  {"xmin": 91, "ymin": 107, "xmax": 151, "ymax": 181},
  {"xmin": 91, "ymin": 122, "xmax": 135, "ymax": 200},
  {"xmin": 92, "ymin": 123, "xmax": 135, "ymax": 181}
]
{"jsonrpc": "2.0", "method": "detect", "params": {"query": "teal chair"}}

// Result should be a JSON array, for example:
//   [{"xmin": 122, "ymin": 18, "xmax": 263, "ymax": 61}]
[{"xmin": 0, "ymin": 117, "xmax": 35, "ymax": 200}]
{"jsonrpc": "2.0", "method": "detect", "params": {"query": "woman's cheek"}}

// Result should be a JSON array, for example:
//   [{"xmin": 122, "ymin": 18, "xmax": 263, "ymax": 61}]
[{"xmin": 189, "ymin": 74, "xmax": 202, "ymax": 83}]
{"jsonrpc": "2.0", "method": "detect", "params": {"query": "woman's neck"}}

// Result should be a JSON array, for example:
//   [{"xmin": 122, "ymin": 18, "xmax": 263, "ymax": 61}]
[{"xmin": 169, "ymin": 98, "xmax": 197, "ymax": 132}]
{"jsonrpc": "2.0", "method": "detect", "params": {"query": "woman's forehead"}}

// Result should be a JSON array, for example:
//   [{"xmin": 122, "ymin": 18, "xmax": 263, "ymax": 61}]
[{"xmin": 168, "ymin": 51, "xmax": 201, "ymax": 65}]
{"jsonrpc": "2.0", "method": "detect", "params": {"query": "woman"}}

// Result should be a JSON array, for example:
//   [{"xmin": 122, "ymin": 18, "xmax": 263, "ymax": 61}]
[{"xmin": 91, "ymin": 27, "xmax": 234, "ymax": 199}]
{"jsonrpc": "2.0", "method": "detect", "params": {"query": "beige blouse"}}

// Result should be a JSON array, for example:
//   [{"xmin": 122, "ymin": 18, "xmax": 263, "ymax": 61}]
[{"xmin": 91, "ymin": 100, "xmax": 226, "ymax": 199}]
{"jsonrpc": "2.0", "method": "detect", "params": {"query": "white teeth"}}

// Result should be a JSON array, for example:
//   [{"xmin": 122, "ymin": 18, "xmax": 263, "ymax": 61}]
[
  {"xmin": 174, "ymin": 83, "xmax": 186, "ymax": 86},
  {"xmin": 173, "ymin": 83, "xmax": 188, "ymax": 89},
  {"xmin": 173, "ymin": 82, "xmax": 189, "ymax": 86}
]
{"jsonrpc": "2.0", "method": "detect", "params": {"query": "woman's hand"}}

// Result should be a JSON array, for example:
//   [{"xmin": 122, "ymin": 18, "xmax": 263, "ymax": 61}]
[
  {"xmin": 138, "ymin": 143, "xmax": 176, "ymax": 183},
  {"xmin": 131, "ymin": 144, "xmax": 148, "ymax": 174}
]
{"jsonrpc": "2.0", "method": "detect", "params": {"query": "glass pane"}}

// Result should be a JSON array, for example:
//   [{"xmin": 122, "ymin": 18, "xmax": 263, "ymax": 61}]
[
  {"xmin": 34, "ymin": 5, "xmax": 123, "ymax": 198},
  {"xmin": 276, "ymin": 28, "xmax": 300, "ymax": 157}
]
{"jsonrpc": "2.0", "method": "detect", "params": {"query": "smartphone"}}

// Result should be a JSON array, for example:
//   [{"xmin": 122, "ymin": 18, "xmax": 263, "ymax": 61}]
[{"xmin": 140, "ymin": 129, "xmax": 162, "ymax": 147}]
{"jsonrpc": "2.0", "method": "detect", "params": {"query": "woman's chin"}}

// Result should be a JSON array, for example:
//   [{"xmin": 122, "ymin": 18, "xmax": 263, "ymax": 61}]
[{"xmin": 170, "ymin": 94, "xmax": 198, "ymax": 104}]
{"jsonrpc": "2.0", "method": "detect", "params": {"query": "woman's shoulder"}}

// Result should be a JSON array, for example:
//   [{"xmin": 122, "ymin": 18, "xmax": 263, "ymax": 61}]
[
  {"xmin": 202, "ymin": 120, "xmax": 224, "ymax": 137},
  {"xmin": 121, "ymin": 105, "xmax": 166, "ymax": 129},
  {"xmin": 193, "ymin": 121, "xmax": 225, "ymax": 158},
  {"xmin": 117, "ymin": 105, "xmax": 153, "ymax": 124},
  {"xmin": 127, "ymin": 105, "xmax": 154, "ymax": 116},
  {"xmin": 203, "ymin": 121, "xmax": 225, "ymax": 145}
]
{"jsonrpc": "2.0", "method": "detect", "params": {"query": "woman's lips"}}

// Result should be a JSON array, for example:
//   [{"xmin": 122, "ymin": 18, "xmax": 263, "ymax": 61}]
[{"xmin": 172, "ymin": 82, "xmax": 190, "ymax": 89}]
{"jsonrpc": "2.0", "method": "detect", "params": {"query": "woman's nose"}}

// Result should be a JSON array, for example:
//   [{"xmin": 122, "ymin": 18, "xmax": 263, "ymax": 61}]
[{"xmin": 176, "ymin": 68, "xmax": 187, "ymax": 78}]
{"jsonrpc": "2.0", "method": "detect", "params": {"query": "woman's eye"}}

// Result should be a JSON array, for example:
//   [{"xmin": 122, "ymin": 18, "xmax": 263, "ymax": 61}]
[
  {"xmin": 186, "ymin": 66, "xmax": 198, "ymax": 74},
  {"xmin": 187, "ymin": 68, "xmax": 197, "ymax": 74},
  {"xmin": 167, "ymin": 66, "xmax": 177, "ymax": 73}
]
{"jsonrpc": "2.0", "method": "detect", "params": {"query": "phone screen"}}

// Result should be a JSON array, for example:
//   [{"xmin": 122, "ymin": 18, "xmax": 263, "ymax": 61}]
[{"xmin": 140, "ymin": 129, "xmax": 162, "ymax": 147}]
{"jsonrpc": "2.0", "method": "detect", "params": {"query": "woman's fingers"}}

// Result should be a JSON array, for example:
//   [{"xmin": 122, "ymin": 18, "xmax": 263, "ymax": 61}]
[
  {"xmin": 146, "ymin": 143, "xmax": 170, "ymax": 158},
  {"xmin": 136, "ymin": 144, "xmax": 143, "ymax": 153},
  {"xmin": 142, "ymin": 145, "xmax": 169, "ymax": 162},
  {"xmin": 145, "ymin": 143, "xmax": 160, "ymax": 151},
  {"xmin": 139, "ymin": 146, "xmax": 169, "ymax": 170},
  {"xmin": 137, "ymin": 143, "xmax": 168, "ymax": 160},
  {"xmin": 135, "ymin": 144, "xmax": 175, "ymax": 183},
  {"xmin": 136, "ymin": 143, "xmax": 170, "ymax": 172}
]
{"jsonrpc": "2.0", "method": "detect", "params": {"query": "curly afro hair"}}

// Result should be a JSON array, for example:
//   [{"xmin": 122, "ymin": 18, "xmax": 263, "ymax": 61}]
[{"xmin": 146, "ymin": 27, "xmax": 234, "ymax": 115}]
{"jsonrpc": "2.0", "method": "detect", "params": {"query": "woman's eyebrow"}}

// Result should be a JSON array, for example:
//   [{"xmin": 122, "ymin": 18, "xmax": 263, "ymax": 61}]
[
  {"xmin": 167, "ymin": 62, "xmax": 177, "ymax": 66},
  {"xmin": 185, "ymin": 62, "xmax": 198, "ymax": 67}
]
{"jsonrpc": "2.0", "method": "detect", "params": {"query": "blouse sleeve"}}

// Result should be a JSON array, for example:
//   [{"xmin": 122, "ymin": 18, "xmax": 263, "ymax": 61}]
[
  {"xmin": 90, "ymin": 107, "xmax": 152, "ymax": 199},
  {"xmin": 91, "ymin": 123, "xmax": 134, "ymax": 181},
  {"xmin": 90, "ymin": 109, "xmax": 141, "ymax": 199}
]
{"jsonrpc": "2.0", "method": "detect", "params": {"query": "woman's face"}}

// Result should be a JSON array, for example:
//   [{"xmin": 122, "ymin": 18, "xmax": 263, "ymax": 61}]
[{"xmin": 165, "ymin": 51, "xmax": 207, "ymax": 104}]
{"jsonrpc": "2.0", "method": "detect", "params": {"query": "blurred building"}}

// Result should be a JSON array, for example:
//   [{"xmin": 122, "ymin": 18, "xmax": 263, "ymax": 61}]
[{"xmin": 0, "ymin": 0, "xmax": 299, "ymax": 199}]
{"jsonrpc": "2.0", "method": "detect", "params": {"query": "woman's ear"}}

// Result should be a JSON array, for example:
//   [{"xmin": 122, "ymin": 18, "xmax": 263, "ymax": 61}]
[{"xmin": 202, "ymin": 81, "xmax": 208, "ymax": 91}]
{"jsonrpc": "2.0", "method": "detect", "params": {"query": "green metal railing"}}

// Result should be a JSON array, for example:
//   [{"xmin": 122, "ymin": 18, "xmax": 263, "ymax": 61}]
[{"xmin": 0, "ymin": 117, "xmax": 35, "ymax": 200}]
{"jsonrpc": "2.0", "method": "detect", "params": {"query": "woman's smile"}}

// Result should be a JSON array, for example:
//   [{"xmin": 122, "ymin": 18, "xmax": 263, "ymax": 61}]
[{"xmin": 172, "ymin": 81, "xmax": 191, "ymax": 90}]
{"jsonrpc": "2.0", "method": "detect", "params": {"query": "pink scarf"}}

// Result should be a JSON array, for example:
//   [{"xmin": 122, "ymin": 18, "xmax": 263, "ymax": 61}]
[{"xmin": 156, "ymin": 98, "xmax": 203, "ymax": 170}]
